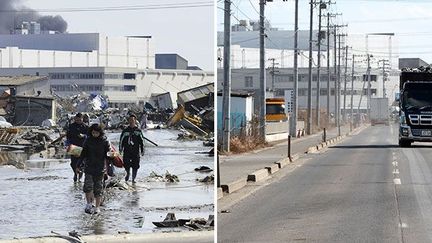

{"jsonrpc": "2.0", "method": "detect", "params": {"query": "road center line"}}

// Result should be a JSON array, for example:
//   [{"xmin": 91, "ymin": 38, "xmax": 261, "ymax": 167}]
[{"xmin": 394, "ymin": 178, "xmax": 401, "ymax": 185}]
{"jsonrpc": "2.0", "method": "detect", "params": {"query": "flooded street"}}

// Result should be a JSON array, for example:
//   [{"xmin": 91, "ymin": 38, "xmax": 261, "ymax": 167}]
[{"xmin": 0, "ymin": 129, "xmax": 214, "ymax": 240}]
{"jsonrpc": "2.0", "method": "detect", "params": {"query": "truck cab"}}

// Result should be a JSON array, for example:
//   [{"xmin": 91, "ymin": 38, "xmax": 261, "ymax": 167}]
[
  {"xmin": 399, "ymin": 70, "xmax": 432, "ymax": 147},
  {"xmin": 266, "ymin": 98, "xmax": 288, "ymax": 122}
]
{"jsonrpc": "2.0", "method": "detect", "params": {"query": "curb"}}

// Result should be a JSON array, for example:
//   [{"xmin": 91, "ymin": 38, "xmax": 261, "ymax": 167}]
[
  {"xmin": 221, "ymin": 178, "xmax": 247, "ymax": 194},
  {"xmin": 217, "ymin": 187, "xmax": 223, "ymax": 200},
  {"xmin": 247, "ymin": 168, "xmax": 270, "ymax": 182},
  {"xmin": 218, "ymin": 126, "xmax": 369, "ymax": 200},
  {"xmin": 265, "ymin": 164, "xmax": 280, "ymax": 174},
  {"xmin": 275, "ymin": 157, "xmax": 290, "ymax": 169}
]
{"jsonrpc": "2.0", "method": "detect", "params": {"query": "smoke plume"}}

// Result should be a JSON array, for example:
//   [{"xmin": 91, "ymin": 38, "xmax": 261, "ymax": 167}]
[{"xmin": 0, "ymin": 0, "xmax": 68, "ymax": 34}]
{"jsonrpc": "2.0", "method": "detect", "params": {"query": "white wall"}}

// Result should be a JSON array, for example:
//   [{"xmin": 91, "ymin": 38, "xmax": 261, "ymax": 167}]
[{"xmin": 0, "ymin": 34, "xmax": 155, "ymax": 69}]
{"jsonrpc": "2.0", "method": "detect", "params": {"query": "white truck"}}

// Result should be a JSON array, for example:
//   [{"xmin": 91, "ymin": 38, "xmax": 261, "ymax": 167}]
[{"xmin": 370, "ymin": 97, "xmax": 389, "ymax": 125}]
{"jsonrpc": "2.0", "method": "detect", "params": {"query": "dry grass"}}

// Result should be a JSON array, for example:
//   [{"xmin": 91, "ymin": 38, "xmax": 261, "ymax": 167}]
[{"xmin": 229, "ymin": 135, "xmax": 267, "ymax": 154}]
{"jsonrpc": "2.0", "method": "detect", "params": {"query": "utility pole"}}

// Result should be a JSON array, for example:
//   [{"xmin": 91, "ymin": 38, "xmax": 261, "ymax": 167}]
[
  {"xmin": 343, "ymin": 45, "xmax": 348, "ymax": 123},
  {"xmin": 307, "ymin": 0, "xmax": 314, "ymax": 135},
  {"xmin": 333, "ymin": 26, "xmax": 337, "ymax": 127},
  {"xmin": 366, "ymin": 54, "xmax": 372, "ymax": 121},
  {"xmin": 259, "ymin": 0, "xmax": 266, "ymax": 141},
  {"xmin": 221, "ymin": 0, "xmax": 231, "ymax": 152},
  {"xmin": 336, "ymin": 33, "xmax": 346, "ymax": 136},
  {"xmin": 331, "ymin": 23, "xmax": 346, "ymax": 128},
  {"xmin": 290, "ymin": 0, "xmax": 299, "ymax": 137},
  {"xmin": 326, "ymin": 12, "xmax": 331, "ymax": 124},
  {"xmin": 337, "ymin": 34, "xmax": 341, "ymax": 135},
  {"xmin": 378, "ymin": 59, "xmax": 389, "ymax": 98},
  {"xmin": 268, "ymin": 58, "xmax": 279, "ymax": 92},
  {"xmin": 316, "ymin": 1, "xmax": 325, "ymax": 129},
  {"xmin": 350, "ymin": 54, "xmax": 355, "ymax": 131}
]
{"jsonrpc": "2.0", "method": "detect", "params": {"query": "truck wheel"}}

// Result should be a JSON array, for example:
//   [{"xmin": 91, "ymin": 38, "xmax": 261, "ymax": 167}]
[{"xmin": 399, "ymin": 139, "xmax": 411, "ymax": 147}]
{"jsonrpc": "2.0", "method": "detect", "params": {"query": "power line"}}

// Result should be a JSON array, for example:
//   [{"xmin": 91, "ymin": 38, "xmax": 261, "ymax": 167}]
[{"xmin": 4, "ymin": 2, "xmax": 213, "ymax": 13}]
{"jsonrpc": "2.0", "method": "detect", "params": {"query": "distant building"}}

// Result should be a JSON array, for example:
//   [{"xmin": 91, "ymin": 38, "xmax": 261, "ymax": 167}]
[
  {"xmin": 217, "ymin": 92, "xmax": 254, "ymax": 135},
  {"xmin": 156, "ymin": 54, "xmax": 188, "ymax": 70},
  {"xmin": 0, "ymin": 33, "xmax": 155, "ymax": 69},
  {"xmin": 0, "ymin": 67, "xmax": 213, "ymax": 108},
  {"xmin": 13, "ymin": 96, "xmax": 56, "ymax": 126},
  {"xmin": 399, "ymin": 58, "xmax": 429, "ymax": 69},
  {"xmin": 0, "ymin": 76, "xmax": 55, "ymax": 125},
  {"xmin": 0, "ymin": 32, "xmax": 213, "ymax": 107},
  {"xmin": 0, "ymin": 76, "xmax": 50, "ymax": 96},
  {"xmin": 187, "ymin": 66, "xmax": 202, "ymax": 71}
]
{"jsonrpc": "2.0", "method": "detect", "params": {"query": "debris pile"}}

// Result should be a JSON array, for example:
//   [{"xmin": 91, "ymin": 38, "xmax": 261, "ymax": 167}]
[
  {"xmin": 194, "ymin": 166, "xmax": 213, "ymax": 173},
  {"xmin": 147, "ymin": 171, "xmax": 179, "ymax": 183},
  {"xmin": 165, "ymin": 84, "xmax": 214, "ymax": 141},
  {"xmin": 197, "ymin": 175, "xmax": 214, "ymax": 183},
  {"xmin": 152, "ymin": 213, "xmax": 214, "ymax": 231}
]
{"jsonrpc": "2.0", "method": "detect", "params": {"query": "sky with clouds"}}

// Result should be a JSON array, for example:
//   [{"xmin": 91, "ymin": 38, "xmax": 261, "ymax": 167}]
[
  {"xmin": 22, "ymin": 0, "xmax": 214, "ymax": 71},
  {"xmin": 217, "ymin": 0, "xmax": 432, "ymax": 65}
]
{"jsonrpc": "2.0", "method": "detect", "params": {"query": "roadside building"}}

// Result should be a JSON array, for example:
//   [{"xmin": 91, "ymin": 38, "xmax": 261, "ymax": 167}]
[
  {"xmin": 216, "ymin": 92, "xmax": 254, "ymax": 137},
  {"xmin": 0, "ymin": 29, "xmax": 213, "ymax": 107}
]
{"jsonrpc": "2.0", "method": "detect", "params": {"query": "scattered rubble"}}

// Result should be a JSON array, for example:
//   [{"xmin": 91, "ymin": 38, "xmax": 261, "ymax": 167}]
[
  {"xmin": 6, "ymin": 175, "xmax": 67, "ymax": 181},
  {"xmin": 152, "ymin": 213, "xmax": 214, "ymax": 231},
  {"xmin": 197, "ymin": 175, "xmax": 214, "ymax": 183},
  {"xmin": 147, "ymin": 171, "xmax": 179, "ymax": 183}
]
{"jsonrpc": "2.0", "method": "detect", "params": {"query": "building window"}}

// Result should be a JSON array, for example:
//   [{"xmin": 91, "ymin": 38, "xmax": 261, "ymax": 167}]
[
  {"xmin": 363, "ymin": 74, "xmax": 377, "ymax": 82},
  {"xmin": 298, "ymin": 88, "xmax": 307, "ymax": 96},
  {"xmin": 123, "ymin": 73, "xmax": 136, "ymax": 79},
  {"xmin": 245, "ymin": 76, "xmax": 253, "ymax": 88},
  {"xmin": 320, "ymin": 89, "xmax": 327, "ymax": 95},
  {"xmin": 124, "ymin": 85, "xmax": 136, "ymax": 91}
]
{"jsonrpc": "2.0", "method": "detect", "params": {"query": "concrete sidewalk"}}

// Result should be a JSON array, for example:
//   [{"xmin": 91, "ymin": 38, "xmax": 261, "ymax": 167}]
[{"xmin": 218, "ymin": 124, "xmax": 362, "ymax": 198}]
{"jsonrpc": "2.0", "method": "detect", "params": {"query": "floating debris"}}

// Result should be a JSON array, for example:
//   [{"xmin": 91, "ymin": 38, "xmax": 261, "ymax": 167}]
[
  {"xmin": 152, "ymin": 213, "xmax": 189, "ymax": 228},
  {"xmin": 7, "ymin": 175, "xmax": 67, "ymax": 181},
  {"xmin": 194, "ymin": 166, "xmax": 213, "ymax": 173},
  {"xmin": 147, "ymin": 171, "xmax": 179, "ymax": 183},
  {"xmin": 184, "ymin": 215, "xmax": 214, "ymax": 231},
  {"xmin": 197, "ymin": 175, "xmax": 214, "ymax": 183}
]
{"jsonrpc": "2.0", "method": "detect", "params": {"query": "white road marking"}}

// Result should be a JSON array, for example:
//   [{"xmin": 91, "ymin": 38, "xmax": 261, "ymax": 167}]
[
  {"xmin": 393, "ymin": 169, "xmax": 400, "ymax": 175},
  {"xmin": 399, "ymin": 222, "xmax": 408, "ymax": 228},
  {"xmin": 394, "ymin": 178, "xmax": 401, "ymax": 184},
  {"xmin": 392, "ymin": 161, "xmax": 398, "ymax": 167}
]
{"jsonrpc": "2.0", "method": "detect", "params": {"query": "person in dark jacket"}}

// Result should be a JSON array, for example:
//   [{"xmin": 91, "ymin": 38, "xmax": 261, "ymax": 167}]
[
  {"xmin": 66, "ymin": 113, "xmax": 89, "ymax": 182},
  {"xmin": 77, "ymin": 124, "xmax": 113, "ymax": 214},
  {"xmin": 119, "ymin": 114, "xmax": 145, "ymax": 183}
]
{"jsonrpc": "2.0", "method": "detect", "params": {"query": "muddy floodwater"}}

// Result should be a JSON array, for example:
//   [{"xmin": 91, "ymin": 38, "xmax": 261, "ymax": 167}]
[{"xmin": 0, "ymin": 129, "xmax": 214, "ymax": 240}]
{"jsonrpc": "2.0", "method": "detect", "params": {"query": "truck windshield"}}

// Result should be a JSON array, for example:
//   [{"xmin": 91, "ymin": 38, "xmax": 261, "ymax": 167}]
[
  {"xmin": 266, "ymin": 104, "xmax": 285, "ymax": 114},
  {"xmin": 403, "ymin": 87, "xmax": 432, "ymax": 110}
]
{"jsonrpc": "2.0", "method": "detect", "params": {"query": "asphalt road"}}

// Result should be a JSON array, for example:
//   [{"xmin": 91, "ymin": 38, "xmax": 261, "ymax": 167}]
[{"xmin": 218, "ymin": 124, "xmax": 432, "ymax": 243}]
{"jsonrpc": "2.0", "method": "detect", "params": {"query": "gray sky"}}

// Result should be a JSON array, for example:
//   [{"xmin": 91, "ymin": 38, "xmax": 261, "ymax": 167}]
[
  {"xmin": 23, "ymin": 0, "xmax": 214, "ymax": 71},
  {"xmin": 217, "ymin": 0, "xmax": 432, "ymax": 65}
]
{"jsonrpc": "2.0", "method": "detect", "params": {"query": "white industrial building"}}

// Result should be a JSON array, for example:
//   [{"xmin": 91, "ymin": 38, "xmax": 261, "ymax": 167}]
[
  {"xmin": 0, "ymin": 67, "xmax": 212, "ymax": 108},
  {"xmin": 0, "ymin": 31, "xmax": 213, "ymax": 107},
  {"xmin": 0, "ymin": 33, "xmax": 155, "ymax": 69},
  {"xmin": 217, "ymin": 26, "xmax": 400, "ymax": 114}
]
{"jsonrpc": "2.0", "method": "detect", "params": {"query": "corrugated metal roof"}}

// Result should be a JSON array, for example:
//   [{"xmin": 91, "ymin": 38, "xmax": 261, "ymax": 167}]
[
  {"xmin": 0, "ymin": 76, "xmax": 48, "ymax": 86},
  {"xmin": 177, "ymin": 83, "xmax": 214, "ymax": 104}
]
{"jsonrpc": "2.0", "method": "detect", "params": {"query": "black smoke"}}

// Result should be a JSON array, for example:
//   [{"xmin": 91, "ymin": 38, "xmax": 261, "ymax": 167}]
[{"xmin": 0, "ymin": 0, "xmax": 68, "ymax": 34}]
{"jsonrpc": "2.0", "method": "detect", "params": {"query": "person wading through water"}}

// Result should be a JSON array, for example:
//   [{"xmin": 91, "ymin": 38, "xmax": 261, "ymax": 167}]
[
  {"xmin": 119, "ymin": 114, "xmax": 145, "ymax": 183},
  {"xmin": 66, "ymin": 113, "xmax": 88, "ymax": 182},
  {"xmin": 77, "ymin": 124, "xmax": 114, "ymax": 214}
]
